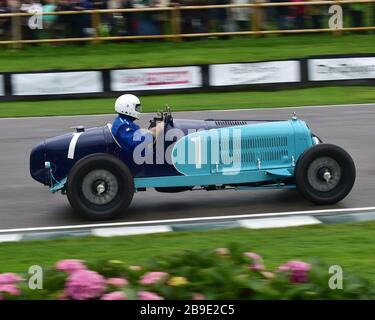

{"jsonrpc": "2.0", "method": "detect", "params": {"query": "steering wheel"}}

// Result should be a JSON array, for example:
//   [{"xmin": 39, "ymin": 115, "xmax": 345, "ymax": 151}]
[{"xmin": 149, "ymin": 106, "xmax": 173, "ymax": 129}]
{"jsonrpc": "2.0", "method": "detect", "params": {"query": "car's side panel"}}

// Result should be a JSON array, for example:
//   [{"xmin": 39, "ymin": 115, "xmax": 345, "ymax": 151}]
[
  {"xmin": 134, "ymin": 119, "xmax": 314, "ymax": 189},
  {"xmin": 134, "ymin": 168, "xmax": 294, "ymax": 189},
  {"xmin": 171, "ymin": 120, "xmax": 300, "ymax": 177}
]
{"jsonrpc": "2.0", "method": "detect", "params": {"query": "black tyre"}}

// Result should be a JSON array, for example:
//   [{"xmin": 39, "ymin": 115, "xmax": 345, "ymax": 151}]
[
  {"xmin": 66, "ymin": 154, "xmax": 134, "ymax": 220},
  {"xmin": 295, "ymin": 144, "xmax": 355, "ymax": 205}
]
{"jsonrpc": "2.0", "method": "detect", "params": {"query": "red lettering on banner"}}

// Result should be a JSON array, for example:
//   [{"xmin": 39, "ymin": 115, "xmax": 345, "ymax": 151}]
[{"xmin": 120, "ymin": 71, "xmax": 191, "ymax": 86}]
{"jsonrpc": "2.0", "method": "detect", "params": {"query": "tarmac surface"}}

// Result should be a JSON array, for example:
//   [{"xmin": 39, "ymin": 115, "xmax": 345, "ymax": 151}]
[{"xmin": 0, "ymin": 104, "xmax": 374, "ymax": 229}]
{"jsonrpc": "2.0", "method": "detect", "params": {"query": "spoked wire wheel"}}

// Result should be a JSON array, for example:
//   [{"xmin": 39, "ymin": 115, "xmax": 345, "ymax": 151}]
[
  {"xmin": 67, "ymin": 154, "xmax": 134, "ymax": 220},
  {"xmin": 295, "ymin": 144, "xmax": 355, "ymax": 204}
]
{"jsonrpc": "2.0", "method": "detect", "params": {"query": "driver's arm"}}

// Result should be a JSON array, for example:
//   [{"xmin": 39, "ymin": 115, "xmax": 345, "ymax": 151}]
[{"xmin": 149, "ymin": 121, "xmax": 164, "ymax": 138}]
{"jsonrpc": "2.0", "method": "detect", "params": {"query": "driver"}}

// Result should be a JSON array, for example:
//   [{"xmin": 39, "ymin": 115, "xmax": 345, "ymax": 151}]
[{"xmin": 111, "ymin": 94, "xmax": 164, "ymax": 152}]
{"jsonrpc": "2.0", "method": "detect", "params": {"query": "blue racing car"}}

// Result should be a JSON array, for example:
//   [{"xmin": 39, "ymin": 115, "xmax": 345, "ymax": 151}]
[{"xmin": 30, "ymin": 107, "xmax": 356, "ymax": 220}]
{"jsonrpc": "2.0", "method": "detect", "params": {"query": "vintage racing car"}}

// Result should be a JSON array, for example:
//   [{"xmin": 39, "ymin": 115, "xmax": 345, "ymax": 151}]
[{"xmin": 30, "ymin": 108, "xmax": 356, "ymax": 220}]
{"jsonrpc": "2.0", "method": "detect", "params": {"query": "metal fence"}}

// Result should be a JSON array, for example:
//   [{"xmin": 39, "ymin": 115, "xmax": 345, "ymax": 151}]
[{"xmin": 0, "ymin": 0, "xmax": 374, "ymax": 46}]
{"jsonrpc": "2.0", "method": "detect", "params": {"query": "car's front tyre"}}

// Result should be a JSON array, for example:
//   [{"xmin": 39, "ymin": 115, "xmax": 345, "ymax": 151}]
[
  {"xmin": 295, "ymin": 144, "xmax": 356, "ymax": 205},
  {"xmin": 66, "ymin": 154, "xmax": 134, "ymax": 220}
]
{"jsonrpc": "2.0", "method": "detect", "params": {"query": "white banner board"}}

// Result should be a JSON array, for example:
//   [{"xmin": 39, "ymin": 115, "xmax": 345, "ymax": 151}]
[
  {"xmin": 111, "ymin": 66, "xmax": 202, "ymax": 91},
  {"xmin": 209, "ymin": 61, "xmax": 300, "ymax": 86},
  {"xmin": 12, "ymin": 71, "xmax": 103, "ymax": 95},
  {"xmin": 308, "ymin": 57, "xmax": 375, "ymax": 81},
  {"xmin": 0, "ymin": 75, "xmax": 4, "ymax": 96}
]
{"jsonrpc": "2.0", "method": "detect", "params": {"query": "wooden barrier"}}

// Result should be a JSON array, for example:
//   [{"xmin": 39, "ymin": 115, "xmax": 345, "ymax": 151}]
[{"xmin": 0, "ymin": 0, "xmax": 374, "ymax": 45}]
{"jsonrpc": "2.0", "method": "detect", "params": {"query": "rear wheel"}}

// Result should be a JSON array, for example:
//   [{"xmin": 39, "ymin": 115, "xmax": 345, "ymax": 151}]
[
  {"xmin": 66, "ymin": 154, "xmax": 134, "ymax": 220},
  {"xmin": 295, "ymin": 144, "xmax": 355, "ymax": 204}
]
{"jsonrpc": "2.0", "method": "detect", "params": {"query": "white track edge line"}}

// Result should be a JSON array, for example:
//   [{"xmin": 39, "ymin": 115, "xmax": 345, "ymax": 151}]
[{"xmin": 0, "ymin": 206, "xmax": 374, "ymax": 234}]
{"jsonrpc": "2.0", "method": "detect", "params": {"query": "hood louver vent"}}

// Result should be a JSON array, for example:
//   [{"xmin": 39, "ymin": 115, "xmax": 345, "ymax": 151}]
[
  {"xmin": 219, "ymin": 135, "xmax": 290, "ymax": 169},
  {"xmin": 215, "ymin": 120, "xmax": 248, "ymax": 127}
]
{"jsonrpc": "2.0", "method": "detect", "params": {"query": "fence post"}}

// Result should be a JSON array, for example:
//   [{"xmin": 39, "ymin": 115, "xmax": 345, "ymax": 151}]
[
  {"xmin": 10, "ymin": 1, "xmax": 22, "ymax": 49},
  {"xmin": 171, "ymin": 5, "xmax": 181, "ymax": 41},
  {"xmin": 251, "ymin": 1, "xmax": 261, "ymax": 37},
  {"xmin": 91, "ymin": 11, "xmax": 101, "ymax": 42}
]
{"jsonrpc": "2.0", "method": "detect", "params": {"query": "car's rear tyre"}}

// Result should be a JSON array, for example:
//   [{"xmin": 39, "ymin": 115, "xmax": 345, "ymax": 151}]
[
  {"xmin": 66, "ymin": 154, "xmax": 134, "ymax": 220},
  {"xmin": 295, "ymin": 144, "xmax": 355, "ymax": 205}
]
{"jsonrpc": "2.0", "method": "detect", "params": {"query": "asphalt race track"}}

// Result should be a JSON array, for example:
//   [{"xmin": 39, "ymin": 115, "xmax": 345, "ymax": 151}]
[{"xmin": 0, "ymin": 104, "xmax": 374, "ymax": 229}]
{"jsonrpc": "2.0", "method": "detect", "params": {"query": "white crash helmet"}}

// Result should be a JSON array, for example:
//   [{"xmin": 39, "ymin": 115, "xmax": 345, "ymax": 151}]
[{"xmin": 115, "ymin": 94, "xmax": 142, "ymax": 119}]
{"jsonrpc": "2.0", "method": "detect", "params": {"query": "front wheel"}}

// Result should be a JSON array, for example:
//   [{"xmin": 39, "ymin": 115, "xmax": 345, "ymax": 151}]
[
  {"xmin": 295, "ymin": 144, "xmax": 356, "ymax": 205},
  {"xmin": 66, "ymin": 154, "xmax": 134, "ymax": 220}
]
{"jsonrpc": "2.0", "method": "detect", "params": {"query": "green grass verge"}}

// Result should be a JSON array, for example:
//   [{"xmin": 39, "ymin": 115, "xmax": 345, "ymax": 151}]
[
  {"xmin": 1, "ymin": 221, "xmax": 375, "ymax": 281},
  {"xmin": 0, "ymin": 86, "xmax": 374, "ymax": 118},
  {"xmin": 0, "ymin": 34, "xmax": 374, "ymax": 72}
]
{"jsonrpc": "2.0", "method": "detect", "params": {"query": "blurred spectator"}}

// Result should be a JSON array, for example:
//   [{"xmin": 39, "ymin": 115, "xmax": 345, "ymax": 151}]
[
  {"xmin": 230, "ymin": 0, "xmax": 251, "ymax": 31},
  {"xmin": 180, "ymin": 0, "xmax": 210, "ymax": 36},
  {"xmin": 272, "ymin": 0, "xmax": 289, "ymax": 30},
  {"xmin": 92, "ymin": 0, "xmax": 108, "ymax": 35},
  {"xmin": 42, "ymin": 0, "xmax": 57, "ymax": 38},
  {"xmin": 0, "ymin": 0, "xmax": 11, "ymax": 39},
  {"xmin": 70, "ymin": 0, "xmax": 89, "ymax": 39},
  {"xmin": 289, "ymin": 0, "xmax": 305, "ymax": 29},
  {"xmin": 20, "ymin": 0, "xmax": 43, "ymax": 40},
  {"xmin": 210, "ymin": 0, "xmax": 230, "ymax": 34},
  {"xmin": 307, "ymin": 0, "xmax": 322, "ymax": 29},
  {"xmin": 153, "ymin": 0, "xmax": 169, "ymax": 36},
  {"xmin": 133, "ymin": 0, "xmax": 160, "ymax": 36},
  {"xmin": 55, "ymin": 0, "xmax": 73, "ymax": 38},
  {"xmin": 349, "ymin": 2, "xmax": 364, "ymax": 27}
]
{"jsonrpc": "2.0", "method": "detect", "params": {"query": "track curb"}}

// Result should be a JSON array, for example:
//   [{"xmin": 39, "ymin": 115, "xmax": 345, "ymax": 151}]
[{"xmin": 1, "ymin": 211, "xmax": 375, "ymax": 243}]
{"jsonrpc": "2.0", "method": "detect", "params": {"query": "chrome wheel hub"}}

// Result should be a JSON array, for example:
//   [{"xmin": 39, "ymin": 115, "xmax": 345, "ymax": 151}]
[
  {"xmin": 96, "ymin": 183, "xmax": 106, "ymax": 195},
  {"xmin": 323, "ymin": 170, "xmax": 332, "ymax": 183},
  {"xmin": 307, "ymin": 157, "xmax": 341, "ymax": 192},
  {"xmin": 82, "ymin": 169, "xmax": 119, "ymax": 205}
]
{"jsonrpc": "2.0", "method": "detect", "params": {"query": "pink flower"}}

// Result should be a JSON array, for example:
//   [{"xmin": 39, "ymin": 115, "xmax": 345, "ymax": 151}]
[
  {"xmin": 101, "ymin": 291, "xmax": 126, "ymax": 300},
  {"xmin": 106, "ymin": 277, "xmax": 128, "ymax": 288},
  {"xmin": 278, "ymin": 260, "xmax": 311, "ymax": 283},
  {"xmin": 244, "ymin": 252, "xmax": 261, "ymax": 261},
  {"xmin": 139, "ymin": 272, "xmax": 168, "ymax": 285},
  {"xmin": 0, "ymin": 273, "xmax": 22, "ymax": 298},
  {"xmin": 138, "ymin": 291, "xmax": 164, "ymax": 300},
  {"xmin": 55, "ymin": 259, "xmax": 86, "ymax": 274},
  {"xmin": 0, "ymin": 273, "xmax": 23, "ymax": 285},
  {"xmin": 0, "ymin": 284, "xmax": 20, "ymax": 296},
  {"xmin": 192, "ymin": 293, "xmax": 206, "ymax": 300},
  {"xmin": 244, "ymin": 252, "xmax": 265, "ymax": 271},
  {"xmin": 64, "ymin": 270, "xmax": 106, "ymax": 300}
]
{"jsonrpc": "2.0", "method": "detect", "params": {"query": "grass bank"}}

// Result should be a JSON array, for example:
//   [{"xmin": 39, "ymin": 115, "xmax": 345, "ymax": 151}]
[
  {"xmin": 0, "ymin": 86, "xmax": 374, "ymax": 118},
  {"xmin": 1, "ymin": 221, "xmax": 375, "ymax": 281},
  {"xmin": 0, "ymin": 34, "xmax": 374, "ymax": 72}
]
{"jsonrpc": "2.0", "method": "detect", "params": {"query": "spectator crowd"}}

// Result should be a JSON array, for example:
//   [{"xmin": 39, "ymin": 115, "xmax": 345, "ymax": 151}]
[{"xmin": 0, "ymin": 0, "xmax": 373, "ymax": 41}]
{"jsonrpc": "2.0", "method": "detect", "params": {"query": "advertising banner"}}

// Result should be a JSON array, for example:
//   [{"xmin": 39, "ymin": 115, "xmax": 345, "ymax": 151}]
[
  {"xmin": 209, "ymin": 61, "xmax": 301, "ymax": 86},
  {"xmin": 308, "ymin": 57, "xmax": 375, "ymax": 81},
  {"xmin": 111, "ymin": 66, "xmax": 202, "ymax": 91},
  {"xmin": 12, "ymin": 71, "xmax": 103, "ymax": 95},
  {"xmin": 0, "ymin": 75, "xmax": 4, "ymax": 96}
]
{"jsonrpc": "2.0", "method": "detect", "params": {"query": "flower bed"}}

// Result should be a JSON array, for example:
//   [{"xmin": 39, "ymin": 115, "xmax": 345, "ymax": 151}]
[{"xmin": 1, "ymin": 244, "xmax": 374, "ymax": 300}]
